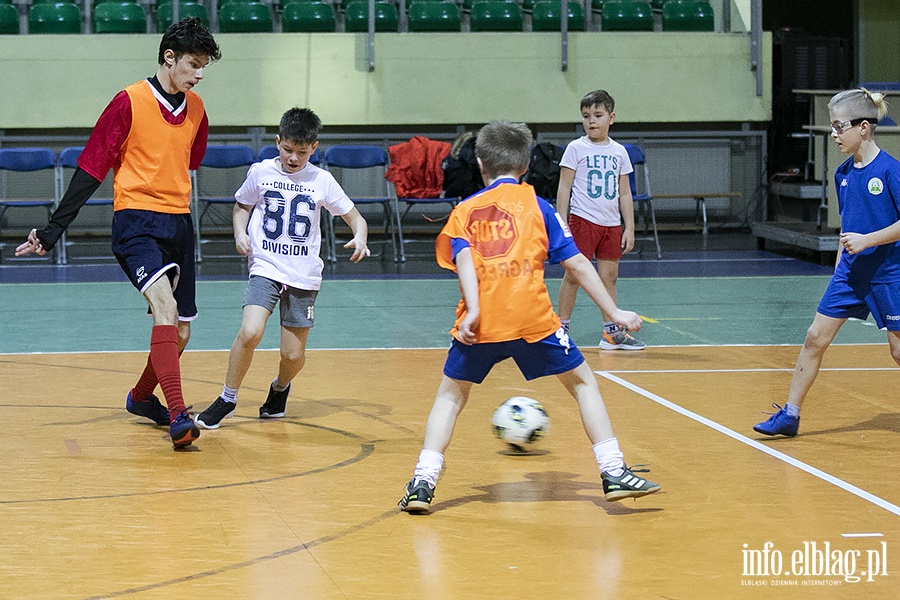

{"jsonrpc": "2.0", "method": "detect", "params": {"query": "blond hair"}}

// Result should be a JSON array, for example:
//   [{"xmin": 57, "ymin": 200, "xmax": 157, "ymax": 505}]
[
  {"xmin": 828, "ymin": 88, "xmax": 890, "ymax": 123},
  {"xmin": 475, "ymin": 121, "xmax": 533, "ymax": 179}
]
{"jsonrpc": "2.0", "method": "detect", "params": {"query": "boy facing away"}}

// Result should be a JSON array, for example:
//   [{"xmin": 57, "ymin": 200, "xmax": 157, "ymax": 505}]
[
  {"xmin": 15, "ymin": 18, "xmax": 221, "ymax": 449},
  {"xmin": 556, "ymin": 90, "xmax": 645, "ymax": 350},
  {"xmin": 194, "ymin": 108, "xmax": 369, "ymax": 429},
  {"xmin": 398, "ymin": 120, "xmax": 660, "ymax": 515},
  {"xmin": 754, "ymin": 89, "xmax": 899, "ymax": 437}
]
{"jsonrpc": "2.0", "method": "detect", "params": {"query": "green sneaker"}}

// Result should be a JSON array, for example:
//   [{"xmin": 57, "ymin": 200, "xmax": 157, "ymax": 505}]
[
  {"xmin": 398, "ymin": 479, "xmax": 435, "ymax": 514},
  {"xmin": 602, "ymin": 465, "xmax": 660, "ymax": 502}
]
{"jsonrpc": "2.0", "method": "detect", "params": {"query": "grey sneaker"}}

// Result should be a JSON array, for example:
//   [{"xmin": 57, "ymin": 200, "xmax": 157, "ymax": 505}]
[
  {"xmin": 599, "ymin": 329, "xmax": 646, "ymax": 351},
  {"xmin": 602, "ymin": 465, "xmax": 661, "ymax": 502},
  {"xmin": 398, "ymin": 479, "xmax": 435, "ymax": 514}
]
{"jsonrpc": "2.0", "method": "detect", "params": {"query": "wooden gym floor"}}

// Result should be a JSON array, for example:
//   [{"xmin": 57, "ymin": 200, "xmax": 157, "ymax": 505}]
[{"xmin": 0, "ymin": 258, "xmax": 898, "ymax": 598}]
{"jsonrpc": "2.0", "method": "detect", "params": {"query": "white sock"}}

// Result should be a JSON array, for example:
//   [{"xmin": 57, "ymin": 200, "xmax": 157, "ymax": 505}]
[
  {"xmin": 785, "ymin": 402, "xmax": 800, "ymax": 418},
  {"xmin": 604, "ymin": 322, "xmax": 620, "ymax": 335},
  {"xmin": 413, "ymin": 449, "xmax": 444, "ymax": 488},
  {"xmin": 272, "ymin": 378, "xmax": 290, "ymax": 393},
  {"xmin": 221, "ymin": 385, "xmax": 238, "ymax": 404},
  {"xmin": 593, "ymin": 438, "xmax": 625, "ymax": 477}
]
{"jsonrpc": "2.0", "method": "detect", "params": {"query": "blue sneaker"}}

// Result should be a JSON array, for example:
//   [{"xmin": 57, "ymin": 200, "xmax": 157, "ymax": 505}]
[
  {"xmin": 170, "ymin": 411, "xmax": 200, "ymax": 448},
  {"xmin": 126, "ymin": 391, "xmax": 170, "ymax": 426},
  {"xmin": 753, "ymin": 404, "xmax": 800, "ymax": 437}
]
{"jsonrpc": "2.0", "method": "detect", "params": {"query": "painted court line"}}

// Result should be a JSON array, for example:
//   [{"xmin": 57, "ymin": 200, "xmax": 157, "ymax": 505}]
[
  {"xmin": 605, "ymin": 367, "xmax": 899, "ymax": 374},
  {"xmin": 596, "ymin": 371, "xmax": 900, "ymax": 517}
]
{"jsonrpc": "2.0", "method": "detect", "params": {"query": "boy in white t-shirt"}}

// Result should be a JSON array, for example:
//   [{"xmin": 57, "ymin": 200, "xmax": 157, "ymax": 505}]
[
  {"xmin": 556, "ymin": 90, "xmax": 645, "ymax": 350},
  {"xmin": 195, "ymin": 108, "xmax": 370, "ymax": 428}
]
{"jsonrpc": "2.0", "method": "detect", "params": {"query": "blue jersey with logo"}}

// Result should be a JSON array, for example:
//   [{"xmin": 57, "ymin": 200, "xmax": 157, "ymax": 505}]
[{"xmin": 834, "ymin": 150, "xmax": 900, "ymax": 284}]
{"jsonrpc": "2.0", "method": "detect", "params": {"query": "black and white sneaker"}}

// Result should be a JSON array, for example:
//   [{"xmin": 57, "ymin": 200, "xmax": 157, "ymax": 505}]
[
  {"xmin": 259, "ymin": 382, "xmax": 291, "ymax": 418},
  {"xmin": 398, "ymin": 479, "xmax": 435, "ymax": 514},
  {"xmin": 194, "ymin": 396, "xmax": 236, "ymax": 429},
  {"xmin": 602, "ymin": 465, "xmax": 661, "ymax": 502}
]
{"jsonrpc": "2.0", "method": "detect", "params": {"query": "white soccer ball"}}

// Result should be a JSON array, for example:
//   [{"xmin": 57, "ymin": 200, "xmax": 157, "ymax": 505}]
[{"xmin": 491, "ymin": 396, "xmax": 550, "ymax": 452}]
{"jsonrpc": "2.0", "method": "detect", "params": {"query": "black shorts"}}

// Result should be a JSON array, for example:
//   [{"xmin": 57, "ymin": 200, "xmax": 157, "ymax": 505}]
[{"xmin": 111, "ymin": 209, "xmax": 197, "ymax": 320}]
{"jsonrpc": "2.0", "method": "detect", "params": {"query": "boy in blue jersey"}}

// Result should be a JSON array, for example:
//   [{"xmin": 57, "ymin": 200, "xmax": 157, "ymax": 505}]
[{"xmin": 754, "ymin": 88, "xmax": 900, "ymax": 437}]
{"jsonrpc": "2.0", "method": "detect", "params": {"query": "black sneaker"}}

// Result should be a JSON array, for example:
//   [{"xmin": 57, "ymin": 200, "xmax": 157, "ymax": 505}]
[
  {"xmin": 398, "ymin": 479, "xmax": 435, "ymax": 514},
  {"xmin": 170, "ymin": 411, "xmax": 200, "ymax": 449},
  {"xmin": 194, "ymin": 396, "xmax": 236, "ymax": 430},
  {"xmin": 602, "ymin": 465, "xmax": 661, "ymax": 502},
  {"xmin": 259, "ymin": 382, "xmax": 291, "ymax": 418}
]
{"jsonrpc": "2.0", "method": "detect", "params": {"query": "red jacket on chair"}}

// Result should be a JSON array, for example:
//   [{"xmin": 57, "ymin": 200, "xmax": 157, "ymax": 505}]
[{"xmin": 385, "ymin": 136, "xmax": 452, "ymax": 199}]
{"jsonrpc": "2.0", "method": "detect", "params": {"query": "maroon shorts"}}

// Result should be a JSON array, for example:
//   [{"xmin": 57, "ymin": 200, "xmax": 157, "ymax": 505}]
[{"xmin": 568, "ymin": 214, "xmax": 622, "ymax": 260}]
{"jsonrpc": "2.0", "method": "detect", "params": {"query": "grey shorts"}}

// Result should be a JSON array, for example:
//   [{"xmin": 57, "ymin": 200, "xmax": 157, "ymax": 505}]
[{"xmin": 243, "ymin": 275, "xmax": 317, "ymax": 328}]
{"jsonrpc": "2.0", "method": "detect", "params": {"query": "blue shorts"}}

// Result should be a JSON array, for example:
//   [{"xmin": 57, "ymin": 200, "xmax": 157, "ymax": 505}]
[
  {"xmin": 442, "ymin": 328, "xmax": 584, "ymax": 384},
  {"xmin": 111, "ymin": 209, "xmax": 197, "ymax": 320},
  {"xmin": 817, "ymin": 275, "xmax": 900, "ymax": 330}
]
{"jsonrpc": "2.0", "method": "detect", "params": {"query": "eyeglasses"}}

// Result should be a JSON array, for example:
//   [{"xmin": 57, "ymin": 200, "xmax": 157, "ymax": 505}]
[{"xmin": 830, "ymin": 118, "xmax": 877, "ymax": 135}]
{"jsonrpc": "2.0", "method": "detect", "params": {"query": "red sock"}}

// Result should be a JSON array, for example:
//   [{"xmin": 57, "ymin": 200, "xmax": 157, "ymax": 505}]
[
  {"xmin": 149, "ymin": 325, "xmax": 187, "ymax": 422},
  {"xmin": 131, "ymin": 356, "xmax": 157, "ymax": 402}
]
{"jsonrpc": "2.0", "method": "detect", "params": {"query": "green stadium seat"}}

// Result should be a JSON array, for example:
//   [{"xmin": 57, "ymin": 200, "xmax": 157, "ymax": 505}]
[
  {"xmin": 218, "ymin": 1, "xmax": 273, "ymax": 32},
  {"xmin": 661, "ymin": 0, "xmax": 714, "ymax": 31},
  {"xmin": 531, "ymin": 0, "xmax": 584, "ymax": 31},
  {"xmin": 280, "ymin": 0, "xmax": 329, "ymax": 6},
  {"xmin": 282, "ymin": 1, "xmax": 335, "ymax": 32},
  {"xmin": 408, "ymin": 1, "xmax": 460, "ymax": 32},
  {"xmin": 344, "ymin": 1, "xmax": 398, "ymax": 32},
  {"xmin": 155, "ymin": 2, "xmax": 208, "ymax": 31},
  {"xmin": 601, "ymin": 0, "xmax": 652, "ymax": 31},
  {"xmin": 94, "ymin": 2, "xmax": 147, "ymax": 33},
  {"xmin": 0, "ymin": 4, "xmax": 18, "ymax": 34},
  {"xmin": 469, "ymin": 1, "xmax": 522, "ymax": 32},
  {"xmin": 28, "ymin": 3, "xmax": 82, "ymax": 34}
]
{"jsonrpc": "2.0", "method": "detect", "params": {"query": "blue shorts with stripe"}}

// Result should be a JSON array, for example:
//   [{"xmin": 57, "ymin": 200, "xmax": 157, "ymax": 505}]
[
  {"xmin": 442, "ymin": 328, "xmax": 584, "ymax": 384},
  {"xmin": 111, "ymin": 209, "xmax": 197, "ymax": 320},
  {"xmin": 817, "ymin": 274, "xmax": 900, "ymax": 330}
]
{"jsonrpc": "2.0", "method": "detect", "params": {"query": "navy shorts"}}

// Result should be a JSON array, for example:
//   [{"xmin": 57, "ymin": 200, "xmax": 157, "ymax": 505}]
[
  {"xmin": 111, "ymin": 209, "xmax": 197, "ymax": 320},
  {"xmin": 817, "ymin": 275, "xmax": 900, "ymax": 330},
  {"xmin": 443, "ymin": 327, "xmax": 584, "ymax": 384}
]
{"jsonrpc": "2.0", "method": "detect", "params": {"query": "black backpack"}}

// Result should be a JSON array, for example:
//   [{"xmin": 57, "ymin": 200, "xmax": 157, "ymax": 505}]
[
  {"xmin": 441, "ymin": 133, "xmax": 482, "ymax": 200},
  {"xmin": 524, "ymin": 142, "xmax": 565, "ymax": 201}
]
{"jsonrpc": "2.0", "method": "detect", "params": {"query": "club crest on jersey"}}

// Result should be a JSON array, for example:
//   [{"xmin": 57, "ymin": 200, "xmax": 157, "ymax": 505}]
[
  {"xmin": 465, "ymin": 203, "xmax": 518, "ymax": 258},
  {"xmin": 868, "ymin": 177, "xmax": 884, "ymax": 195}
]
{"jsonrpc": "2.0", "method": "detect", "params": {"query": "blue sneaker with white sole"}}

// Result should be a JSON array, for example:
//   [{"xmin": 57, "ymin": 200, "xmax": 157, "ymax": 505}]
[{"xmin": 753, "ymin": 404, "xmax": 800, "ymax": 437}]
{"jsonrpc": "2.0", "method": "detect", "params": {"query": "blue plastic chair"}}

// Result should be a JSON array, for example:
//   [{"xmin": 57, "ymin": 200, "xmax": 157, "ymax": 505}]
[
  {"xmin": 0, "ymin": 148, "xmax": 59, "ymax": 263},
  {"xmin": 193, "ymin": 144, "xmax": 256, "ymax": 261},
  {"xmin": 622, "ymin": 144, "xmax": 661, "ymax": 259},
  {"xmin": 322, "ymin": 145, "xmax": 399, "ymax": 262},
  {"xmin": 257, "ymin": 144, "xmax": 321, "ymax": 165}
]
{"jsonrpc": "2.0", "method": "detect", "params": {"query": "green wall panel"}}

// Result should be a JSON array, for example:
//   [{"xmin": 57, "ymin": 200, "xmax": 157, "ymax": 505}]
[{"xmin": 0, "ymin": 32, "xmax": 772, "ymax": 128}]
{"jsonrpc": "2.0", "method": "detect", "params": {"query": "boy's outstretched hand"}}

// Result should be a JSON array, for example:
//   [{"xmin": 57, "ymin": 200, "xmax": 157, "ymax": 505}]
[
  {"xmin": 610, "ymin": 309, "xmax": 642, "ymax": 333},
  {"xmin": 344, "ymin": 239, "xmax": 371, "ymax": 263},
  {"xmin": 15, "ymin": 229, "xmax": 46, "ymax": 257}
]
